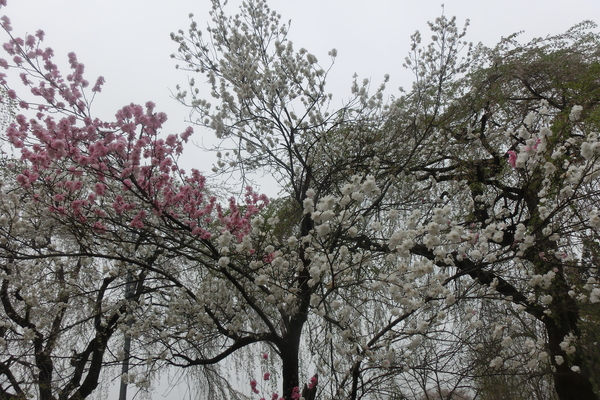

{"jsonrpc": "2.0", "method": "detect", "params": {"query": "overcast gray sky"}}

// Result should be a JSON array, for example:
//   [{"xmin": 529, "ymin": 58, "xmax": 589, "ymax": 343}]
[{"xmin": 2, "ymin": 0, "xmax": 599, "ymax": 398}]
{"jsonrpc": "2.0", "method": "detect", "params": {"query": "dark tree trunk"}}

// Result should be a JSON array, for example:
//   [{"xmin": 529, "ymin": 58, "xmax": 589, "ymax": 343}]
[
  {"xmin": 522, "ymin": 187, "xmax": 599, "ymax": 400},
  {"xmin": 280, "ymin": 328, "xmax": 302, "ymax": 400},
  {"xmin": 544, "ymin": 291, "xmax": 599, "ymax": 400},
  {"xmin": 36, "ymin": 352, "xmax": 54, "ymax": 400},
  {"xmin": 278, "ymin": 181, "xmax": 313, "ymax": 400}
]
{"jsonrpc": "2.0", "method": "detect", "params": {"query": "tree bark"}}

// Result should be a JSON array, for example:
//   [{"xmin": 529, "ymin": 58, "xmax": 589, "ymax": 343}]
[
  {"xmin": 280, "ymin": 329, "xmax": 302, "ymax": 400},
  {"xmin": 544, "ymin": 289, "xmax": 598, "ymax": 400}
]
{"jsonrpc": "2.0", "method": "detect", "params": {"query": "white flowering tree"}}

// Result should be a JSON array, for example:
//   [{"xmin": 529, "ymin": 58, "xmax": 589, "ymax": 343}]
[
  {"xmin": 169, "ymin": 2, "xmax": 481, "ymax": 399},
  {"xmin": 172, "ymin": 2, "xmax": 600, "ymax": 397},
  {"xmin": 378, "ymin": 21, "xmax": 600, "ymax": 399},
  {"xmin": 0, "ymin": 164, "xmax": 149, "ymax": 399}
]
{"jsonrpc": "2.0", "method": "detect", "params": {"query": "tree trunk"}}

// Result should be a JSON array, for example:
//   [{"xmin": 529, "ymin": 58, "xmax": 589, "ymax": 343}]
[
  {"xmin": 278, "ymin": 189, "xmax": 313, "ymax": 399},
  {"xmin": 280, "ymin": 330, "xmax": 302, "ymax": 400},
  {"xmin": 544, "ymin": 301, "xmax": 599, "ymax": 400}
]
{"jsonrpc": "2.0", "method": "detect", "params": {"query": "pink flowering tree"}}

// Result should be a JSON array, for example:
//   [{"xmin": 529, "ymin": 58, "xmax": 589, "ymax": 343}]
[{"xmin": 0, "ymin": 2, "xmax": 271, "ymax": 399}]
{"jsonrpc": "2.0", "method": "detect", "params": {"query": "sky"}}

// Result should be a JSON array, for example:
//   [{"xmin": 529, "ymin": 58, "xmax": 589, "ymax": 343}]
[{"xmin": 1, "ymin": 0, "xmax": 599, "ymax": 398}]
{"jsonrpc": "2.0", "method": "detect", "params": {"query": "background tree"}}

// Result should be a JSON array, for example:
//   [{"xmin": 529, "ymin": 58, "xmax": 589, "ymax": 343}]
[{"xmin": 381, "ymin": 20, "xmax": 600, "ymax": 400}]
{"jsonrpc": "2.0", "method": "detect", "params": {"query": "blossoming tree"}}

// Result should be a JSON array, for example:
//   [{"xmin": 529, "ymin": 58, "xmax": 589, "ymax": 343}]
[
  {"xmin": 0, "ymin": 0, "xmax": 599, "ymax": 399},
  {"xmin": 171, "ymin": 2, "xmax": 600, "ymax": 398},
  {"xmin": 374, "ymin": 20, "xmax": 600, "ymax": 400},
  {"xmin": 0, "ymin": 1, "xmax": 267, "ymax": 398}
]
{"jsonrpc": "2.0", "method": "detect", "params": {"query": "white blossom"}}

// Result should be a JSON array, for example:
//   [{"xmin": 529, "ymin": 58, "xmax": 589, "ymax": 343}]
[
  {"xmin": 555, "ymin": 355, "xmax": 564, "ymax": 365},
  {"xmin": 569, "ymin": 105, "xmax": 583, "ymax": 121},
  {"xmin": 489, "ymin": 357, "xmax": 503, "ymax": 368},
  {"xmin": 581, "ymin": 141, "xmax": 594, "ymax": 160},
  {"xmin": 218, "ymin": 256, "xmax": 230, "ymax": 267},
  {"xmin": 255, "ymin": 275, "xmax": 268, "ymax": 286},
  {"xmin": 500, "ymin": 336, "xmax": 513, "ymax": 348},
  {"xmin": 470, "ymin": 250, "xmax": 482, "ymax": 260},
  {"xmin": 416, "ymin": 320, "xmax": 429, "ymax": 333},
  {"xmin": 588, "ymin": 210, "xmax": 600, "ymax": 229},
  {"xmin": 589, "ymin": 288, "xmax": 600, "ymax": 303},
  {"xmin": 287, "ymin": 235, "xmax": 298, "ymax": 246},
  {"xmin": 303, "ymin": 197, "xmax": 314, "ymax": 214},
  {"xmin": 446, "ymin": 229, "xmax": 461, "ymax": 243}
]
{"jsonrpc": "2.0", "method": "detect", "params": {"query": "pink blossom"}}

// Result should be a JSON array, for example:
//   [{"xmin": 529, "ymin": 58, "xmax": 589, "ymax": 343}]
[
  {"xmin": 507, "ymin": 150, "xmax": 517, "ymax": 168},
  {"xmin": 93, "ymin": 221, "xmax": 107, "ymax": 233},
  {"xmin": 180, "ymin": 126, "xmax": 193, "ymax": 142},
  {"xmin": 67, "ymin": 52, "xmax": 78, "ymax": 68},
  {"xmin": 71, "ymin": 199, "xmax": 87, "ymax": 215},
  {"xmin": 263, "ymin": 372, "xmax": 270, "ymax": 381},
  {"xmin": 1, "ymin": 15, "xmax": 12, "ymax": 31},
  {"xmin": 145, "ymin": 101, "xmax": 156, "ymax": 113},
  {"xmin": 0, "ymin": 42, "xmax": 12, "ymax": 55},
  {"xmin": 112, "ymin": 196, "xmax": 135, "ymax": 214},
  {"xmin": 291, "ymin": 387, "xmax": 301, "ymax": 400},
  {"xmin": 92, "ymin": 76, "xmax": 105, "ymax": 93},
  {"xmin": 250, "ymin": 380, "xmax": 259, "ymax": 394},
  {"xmin": 42, "ymin": 47, "xmax": 53, "ymax": 60},
  {"xmin": 25, "ymin": 34, "xmax": 36, "ymax": 48},
  {"xmin": 308, "ymin": 375, "xmax": 318, "ymax": 389},
  {"xmin": 263, "ymin": 252, "xmax": 275, "ymax": 264},
  {"xmin": 94, "ymin": 183, "xmax": 106, "ymax": 196},
  {"xmin": 262, "ymin": 353, "xmax": 268, "ymax": 360},
  {"xmin": 16, "ymin": 170, "xmax": 38, "ymax": 187},
  {"xmin": 130, "ymin": 210, "xmax": 147, "ymax": 229},
  {"xmin": 64, "ymin": 180, "xmax": 83, "ymax": 192},
  {"xmin": 165, "ymin": 134, "xmax": 177, "ymax": 147}
]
